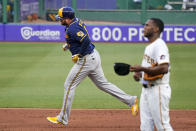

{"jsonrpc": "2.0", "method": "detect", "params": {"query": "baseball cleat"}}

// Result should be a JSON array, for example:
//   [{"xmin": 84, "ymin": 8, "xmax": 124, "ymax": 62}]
[
  {"xmin": 47, "ymin": 116, "xmax": 61, "ymax": 124},
  {"xmin": 131, "ymin": 98, "xmax": 139, "ymax": 116}
]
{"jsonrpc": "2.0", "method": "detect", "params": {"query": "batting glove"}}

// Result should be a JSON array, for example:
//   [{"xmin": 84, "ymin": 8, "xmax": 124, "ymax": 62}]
[{"xmin": 72, "ymin": 54, "xmax": 79, "ymax": 63}]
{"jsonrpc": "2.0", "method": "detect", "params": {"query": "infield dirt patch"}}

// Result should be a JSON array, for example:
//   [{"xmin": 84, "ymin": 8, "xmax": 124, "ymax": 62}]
[{"xmin": 0, "ymin": 108, "xmax": 195, "ymax": 131}]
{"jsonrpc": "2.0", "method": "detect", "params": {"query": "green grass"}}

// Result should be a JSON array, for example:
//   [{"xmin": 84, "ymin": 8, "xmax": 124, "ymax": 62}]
[
  {"xmin": 169, "ymin": 44, "xmax": 196, "ymax": 109},
  {"xmin": 0, "ymin": 42, "xmax": 196, "ymax": 109}
]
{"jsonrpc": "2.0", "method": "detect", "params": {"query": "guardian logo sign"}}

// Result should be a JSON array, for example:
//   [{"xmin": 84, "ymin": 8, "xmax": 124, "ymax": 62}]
[
  {"xmin": 21, "ymin": 26, "xmax": 61, "ymax": 40},
  {"xmin": 21, "ymin": 27, "xmax": 32, "ymax": 40}
]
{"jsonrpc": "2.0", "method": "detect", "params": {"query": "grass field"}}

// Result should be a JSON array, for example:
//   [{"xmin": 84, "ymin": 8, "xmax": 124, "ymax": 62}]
[{"xmin": 0, "ymin": 42, "xmax": 196, "ymax": 109}]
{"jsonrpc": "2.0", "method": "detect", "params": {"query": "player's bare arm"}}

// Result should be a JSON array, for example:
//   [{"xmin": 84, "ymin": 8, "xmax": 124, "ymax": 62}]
[{"xmin": 130, "ymin": 63, "xmax": 169, "ymax": 76}]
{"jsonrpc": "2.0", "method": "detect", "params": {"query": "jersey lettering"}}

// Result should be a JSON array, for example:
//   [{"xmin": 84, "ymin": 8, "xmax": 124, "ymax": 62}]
[{"xmin": 143, "ymin": 54, "xmax": 155, "ymax": 65}]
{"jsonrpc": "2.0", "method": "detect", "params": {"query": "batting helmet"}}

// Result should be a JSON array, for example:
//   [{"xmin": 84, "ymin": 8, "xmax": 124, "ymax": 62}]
[{"xmin": 55, "ymin": 7, "xmax": 75, "ymax": 20}]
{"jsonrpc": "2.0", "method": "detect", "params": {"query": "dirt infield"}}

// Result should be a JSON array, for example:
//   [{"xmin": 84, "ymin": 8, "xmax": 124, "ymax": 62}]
[{"xmin": 0, "ymin": 108, "xmax": 196, "ymax": 131}]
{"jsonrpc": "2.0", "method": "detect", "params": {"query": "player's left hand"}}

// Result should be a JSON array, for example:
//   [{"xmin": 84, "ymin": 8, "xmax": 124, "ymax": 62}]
[{"xmin": 72, "ymin": 54, "xmax": 79, "ymax": 63}]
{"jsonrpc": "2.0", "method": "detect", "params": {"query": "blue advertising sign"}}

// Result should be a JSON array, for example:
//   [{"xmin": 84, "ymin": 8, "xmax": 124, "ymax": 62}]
[
  {"xmin": 4, "ymin": 24, "xmax": 64, "ymax": 41},
  {"xmin": 87, "ymin": 25, "xmax": 196, "ymax": 43},
  {"xmin": 0, "ymin": 24, "xmax": 195, "ymax": 43},
  {"xmin": 0, "ymin": 24, "xmax": 4, "ymax": 41}
]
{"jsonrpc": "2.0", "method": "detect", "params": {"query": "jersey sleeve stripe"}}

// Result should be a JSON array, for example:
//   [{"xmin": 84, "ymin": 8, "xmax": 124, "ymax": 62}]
[{"xmin": 80, "ymin": 34, "xmax": 87, "ymax": 42}]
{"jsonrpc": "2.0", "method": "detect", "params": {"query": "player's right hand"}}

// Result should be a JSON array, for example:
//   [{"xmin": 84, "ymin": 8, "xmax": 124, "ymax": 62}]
[
  {"xmin": 62, "ymin": 43, "xmax": 69, "ymax": 51},
  {"xmin": 133, "ymin": 72, "xmax": 142, "ymax": 81}
]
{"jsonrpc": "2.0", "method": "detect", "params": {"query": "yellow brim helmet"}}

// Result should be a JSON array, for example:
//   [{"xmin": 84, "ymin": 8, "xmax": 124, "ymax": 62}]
[{"xmin": 56, "ymin": 6, "xmax": 75, "ymax": 21}]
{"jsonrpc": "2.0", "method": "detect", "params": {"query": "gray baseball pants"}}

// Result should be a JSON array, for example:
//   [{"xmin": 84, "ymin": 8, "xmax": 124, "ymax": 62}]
[{"xmin": 57, "ymin": 49, "xmax": 136, "ymax": 125}]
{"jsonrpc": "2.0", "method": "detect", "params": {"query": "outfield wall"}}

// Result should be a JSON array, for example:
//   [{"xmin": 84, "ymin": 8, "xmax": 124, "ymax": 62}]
[{"xmin": 0, "ymin": 24, "xmax": 195, "ymax": 43}]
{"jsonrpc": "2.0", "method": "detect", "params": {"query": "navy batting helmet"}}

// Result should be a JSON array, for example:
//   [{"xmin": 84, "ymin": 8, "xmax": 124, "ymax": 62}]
[{"xmin": 56, "ymin": 7, "xmax": 75, "ymax": 20}]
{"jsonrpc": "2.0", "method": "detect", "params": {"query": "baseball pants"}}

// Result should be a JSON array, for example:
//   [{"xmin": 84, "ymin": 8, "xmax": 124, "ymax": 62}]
[
  {"xmin": 57, "ymin": 49, "xmax": 136, "ymax": 125},
  {"xmin": 140, "ymin": 84, "xmax": 173, "ymax": 131}
]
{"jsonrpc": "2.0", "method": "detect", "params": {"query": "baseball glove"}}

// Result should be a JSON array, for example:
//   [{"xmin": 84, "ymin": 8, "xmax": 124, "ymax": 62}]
[{"xmin": 114, "ymin": 63, "xmax": 131, "ymax": 76}]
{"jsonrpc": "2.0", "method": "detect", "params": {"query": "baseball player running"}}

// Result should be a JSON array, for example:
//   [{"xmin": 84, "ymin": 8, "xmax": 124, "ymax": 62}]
[
  {"xmin": 130, "ymin": 18, "xmax": 173, "ymax": 131},
  {"xmin": 47, "ymin": 6, "xmax": 138, "ymax": 126}
]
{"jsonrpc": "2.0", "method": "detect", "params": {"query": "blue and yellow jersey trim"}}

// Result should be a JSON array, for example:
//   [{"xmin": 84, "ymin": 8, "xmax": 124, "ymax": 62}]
[{"xmin": 80, "ymin": 34, "xmax": 87, "ymax": 42}]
